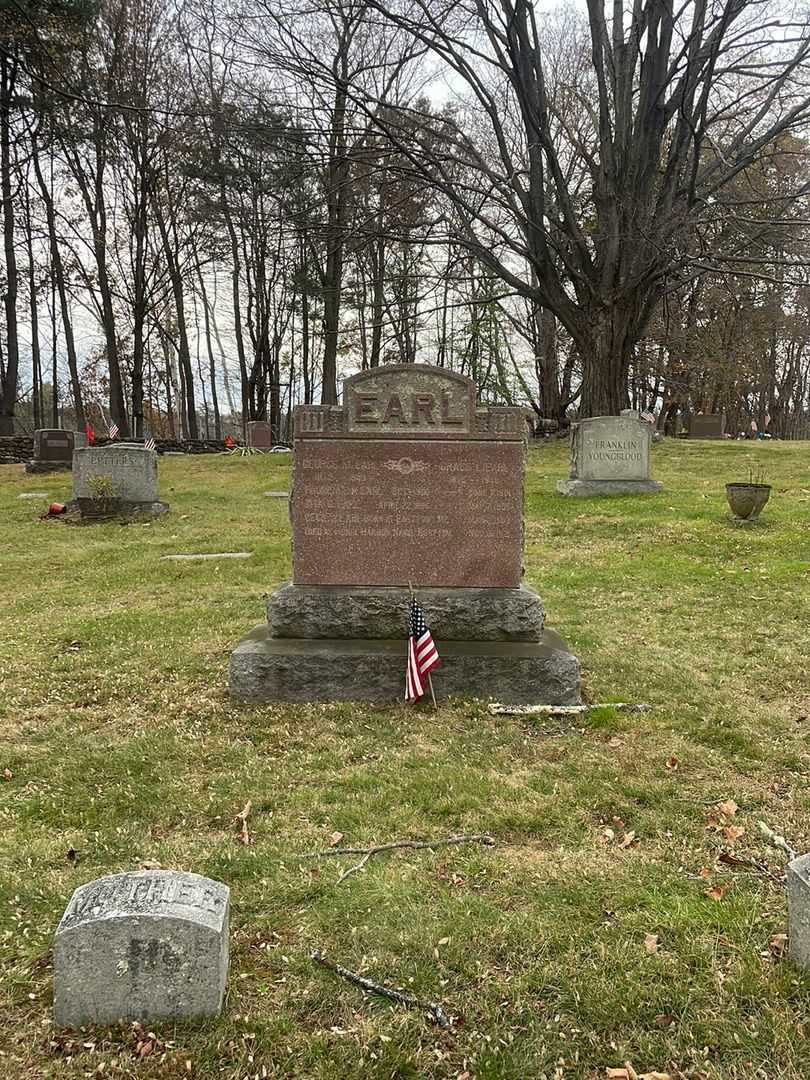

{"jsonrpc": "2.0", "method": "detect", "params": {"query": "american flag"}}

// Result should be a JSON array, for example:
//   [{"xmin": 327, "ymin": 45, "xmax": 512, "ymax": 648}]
[
  {"xmin": 405, "ymin": 598, "xmax": 440, "ymax": 702},
  {"xmin": 109, "ymin": 420, "xmax": 120, "ymax": 439},
  {"xmin": 144, "ymin": 434, "xmax": 156, "ymax": 451},
  {"xmin": 641, "ymin": 410, "xmax": 656, "ymax": 425}
]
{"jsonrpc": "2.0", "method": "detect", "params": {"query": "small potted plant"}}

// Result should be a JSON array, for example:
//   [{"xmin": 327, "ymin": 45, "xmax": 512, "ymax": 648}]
[{"xmin": 725, "ymin": 465, "xmax": 771, "ymax": 521}]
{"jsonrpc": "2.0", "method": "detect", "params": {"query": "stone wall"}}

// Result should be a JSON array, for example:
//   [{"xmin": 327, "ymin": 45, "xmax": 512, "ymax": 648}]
[{"xmin": 0, "ymin": 435, "xmax": 234, "ymax": 463}]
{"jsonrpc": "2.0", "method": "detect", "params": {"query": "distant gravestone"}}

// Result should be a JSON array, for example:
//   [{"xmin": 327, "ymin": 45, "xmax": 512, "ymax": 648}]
[
  {"xmin": 25, "ymin": 429, "xmax": 76, "ymax": 474},
  {"xmin": 53, "ymin": 870, "xmax": 229, "ymax": 1027},
  {"xmin": 72, "ymin": 443, "xmax": 168, "ymax": 516},
  {"xmin": 230, "ymin": 363, "xmax": 581, "ymax": 705},
  {"xmin": 689, "ymin": 413, "xmax": 725, "ymax": 439},
  {"xmin": 246, "ymin": 421, "xmax": 274, "ymax": 450},
  {"xmin": 557, "ymin": 415, "xmax": 662, "ymax": 497}
]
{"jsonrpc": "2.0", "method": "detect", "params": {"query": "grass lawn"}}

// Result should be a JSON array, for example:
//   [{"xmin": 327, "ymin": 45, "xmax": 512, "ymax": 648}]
[{"xmin": 1, "ymin": 438, "xmax": 810, "ymax": 1080}]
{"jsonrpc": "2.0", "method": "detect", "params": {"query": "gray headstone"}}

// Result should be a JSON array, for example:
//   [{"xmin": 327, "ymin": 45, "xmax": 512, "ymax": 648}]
[
  {"xmin": 557, "ymin": 415, "xmax": 662, "ymax": 496},
  {"xmin": 788, "ymin": 854, "xmax": 810, "ymax": 968},
  {"xmin": 264, "ymin": 491, "xmax": 289, "ymax": 498},
  {"xmin": 53, "ymin": 870, "xmax": 229, "ymax": 1027},
  {"xmin": 161, "ymin": 552, "xmax": 252, "ymax": 561},
  {"xmin": 689, "ymin": 413, "xmax": 726, "ymax": 439},
  {"xmin": 73, "ymin": 444, "xmax": 160, "ymax": 505}
]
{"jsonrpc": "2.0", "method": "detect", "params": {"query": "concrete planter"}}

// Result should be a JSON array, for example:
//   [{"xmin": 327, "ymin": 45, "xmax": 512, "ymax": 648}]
[{"xmin": 725, "ymin": 482, "xmax": 771, "ymax": 521}]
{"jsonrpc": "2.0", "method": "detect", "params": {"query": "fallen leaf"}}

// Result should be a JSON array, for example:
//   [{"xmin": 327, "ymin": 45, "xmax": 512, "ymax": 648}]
[
  {"xmin": 140, "ymin": 859, "xmax": 162, "ymax": 870},
  {"xmin": 608, "ymin": 737, "xmax": 623, "ymax": 749},
  {"xmin": 2, "ymin": 768, "xmax": 11, "ymax": 781},
  {"xmin": 619, "ymin": 831, "xmax": 637, "ymax": 849},
  {"xmin": 329, "ymin": 831, "xmax": 345, "ymax": 846},
  {"xmin": 640, "ymin": 1074, "xmax": 672, "ymax": 1080},
  {"xmin": 704, "ymin": 885, "xmax": 728, "ymax": 901},
  {"xmin": 607, "ymin": 1070, "xmax": 631, "ymax": 1079},
  {"xmin": 654, "ymin": 1013, "xmax": 676, "ymax": 1027},
  {"xmin": 437, "ymin": 936, "xmax": 450, "ymax": 946},
  {"xmin": 723, "ymin": 825, "xmax": 745, "ymax": 843},
  {"xmin": 644, "ymin": 933, "xmax": 660, "ymax": 954},
  {"xmin": 234, "ymin": 801, "xmax": 252, "ymax": 845},
  {"xmin": 611, "ymin": 815, "xmax": 626, "ymax": 829},
  {"xmin": 698, "ymin": 867, "xmax": 711, "ymax": 878},
  {"xmin": 602, "ymin": 827, "xmax": 616, "ymax": 842},
  {"xmin": 718, "ymin": 799, "xmax": 739, "ymax": 817},
  {"xmin": 769, "ymin": 933, "xmax": 788, "ymax": 957},
  {"xmin": 665, "ymin": 756, "xmax": 679, "ymax": 770}
]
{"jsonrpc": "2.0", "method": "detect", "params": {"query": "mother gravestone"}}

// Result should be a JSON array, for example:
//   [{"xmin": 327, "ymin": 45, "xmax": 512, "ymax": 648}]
[{"xmin": 53, "ymin": 870, "xmax": 229, "ymax": 1027}]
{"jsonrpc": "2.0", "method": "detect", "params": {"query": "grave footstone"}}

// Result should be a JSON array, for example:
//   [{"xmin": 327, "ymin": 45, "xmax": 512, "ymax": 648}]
[
  {"xmin": 688, "ymin": 413, "xmax": 726, "ymax": 439},
  {"xmin": 53, "ymin": 870, "xmax": 229, "ymax": 1027},
  {"xmin": 25, "ymin": 429, "xmax": 77, "ymax": 474},
  {"xmin": 72, "ymin": 443, "xmax": 169, "ymax": 517},
  {"xmin": 230, "ymin": 364, "xmax": 580, "ymax": 704},
  {"xmin": 246, "ymin": 421, "xmax": 274, "ymax": 450},
  {"xmin": 557, "ymin": 415, "xmax": 663, "ymax": 497}
]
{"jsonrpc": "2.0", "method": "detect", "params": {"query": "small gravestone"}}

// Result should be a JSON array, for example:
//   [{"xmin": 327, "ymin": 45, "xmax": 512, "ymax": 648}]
[
  {"xmin": 25, "ymin": 429, "xmax": 76, "ymax": 474},
  {"xmin": 788, "ymin": 854, "xmax": 810, "ymax": 968},
  {"xmin": 72, "ymin": 443, "xmax": 168, "ymax": 517},
  {"xmin": 264, "ymin": 491, "xmax": 288, "ymax": 498},
  {"xmin": 689, "ymin": 413, "xmax": 725, "ymax": 439},
  {"xmin": 246, "ymin": 421, "xmax": 274, "ymax": 450},
  {"xmin": 53, "ymin": 870, "xmax": 229, "ymax": 1027},
  {"xmin": 557, "ymin": 415, "xmax": 662, "ymax": 497}
]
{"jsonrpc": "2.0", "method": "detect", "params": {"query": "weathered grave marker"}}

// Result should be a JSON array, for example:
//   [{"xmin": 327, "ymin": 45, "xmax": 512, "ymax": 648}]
[
  {"xmin": 246, "ymin": 421, "xmax": 274, "ymax": 450},
  {"xmin": 230, "ymin": 364, "xmax": 580, "ymax": 704},
  {"xmin": 557, "ymin": 415, "xmax": 662, "ymax": 497},
  {"xmin": 72, "ymin": 443, "xmax": 168, "ymax": 517},
  {"xmin": 688, "ymin": 413, "xmax": 726, "ymax": 439},
  {"xmin": 53, "ymin": 870, "xmax": 229, "ymax": 1027},
  {"xmin": 787, "ymin": 854, "xmax": 810, "ymax": 969},
  {"xmin": 25, "ymin": 429, "xmax": 77, "ymax": 474}
]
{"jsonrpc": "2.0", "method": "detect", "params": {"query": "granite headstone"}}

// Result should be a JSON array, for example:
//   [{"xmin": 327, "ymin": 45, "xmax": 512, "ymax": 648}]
[
  {"xmin": 787, "ymin": 854, "xmax": 810, "ymax": 969},
  {"xmin": 72, "ymin": 443, "xmax": 168, "ymax": 516},
  {"xmin": 689, "ymin": 413, "xmax": 725, "ymax": 439},
  {"xmin": 53, "ymin": 870, "xmax": 229, "ymax": 1027},
  {"xmin": 25, "ymin": 429, "xmax": 76, "ymax": 474},
  {"xmin": 246, "ymin": 421, "xmax": 274, "ymax": 450},
  {"xmin": 557, "ymin": 415, "xmax": 662, "ymax": 496},
  {"xmin": 230, "ymin": 364, "xmax": 580, "ymax": 704}
]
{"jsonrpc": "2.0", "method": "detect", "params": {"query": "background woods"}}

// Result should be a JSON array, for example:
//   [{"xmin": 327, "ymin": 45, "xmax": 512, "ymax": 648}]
[{"xmin": 3, "ymin": 0, "xmax": 810, "ymax": 438}]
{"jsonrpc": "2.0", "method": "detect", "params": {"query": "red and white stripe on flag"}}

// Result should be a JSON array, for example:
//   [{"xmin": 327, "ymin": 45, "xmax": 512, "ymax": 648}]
[
  {"xmin": 405, "ymin": 599, "xmax": 440, "ymax": 702},
  {"xmin": 109, "ymin": 421, "xmax": 120, "ymax": 439}
]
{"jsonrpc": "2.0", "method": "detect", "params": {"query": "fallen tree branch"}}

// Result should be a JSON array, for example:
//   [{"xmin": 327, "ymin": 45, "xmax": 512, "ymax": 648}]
[
  {"xmin": 758, "ymin": 820, "xmax": 797, "ymax": 862},
  {"xmin": 718, "ymin": 850, "xmax": 785, "ymax": 887},
  {"xmin": 300, "ymin": 833, "xmax": 495, "ymax": 885},
  {"xmin": 312, "ymin": 950, "xmax": 451, "ymax": 1029},
  {"xmin": 488, "ymin": 703, "xmax": 650, "ymax": 717}
]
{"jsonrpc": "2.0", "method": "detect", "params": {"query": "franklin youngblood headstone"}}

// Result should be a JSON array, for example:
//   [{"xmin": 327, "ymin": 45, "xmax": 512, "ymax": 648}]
[
  {"xmin": 72, "ymin": 443, "xmax": 168, "ymax": 516},
  {"xmin": 53, "ymin": 870, "xmax": 229, "ymax": 1027},
  {"xmin": 557, "ymin": 415, "xmax": 662, "ymax": 497},
  {"xmin": 230, "ymin": 364, "xmax": 580, "ymax": 704}
]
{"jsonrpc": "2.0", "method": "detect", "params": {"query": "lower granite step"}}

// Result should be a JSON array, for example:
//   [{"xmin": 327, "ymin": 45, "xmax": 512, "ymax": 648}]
[{"xmin": 229, "ymin": 624, "xmax": 581, "ymax": 705}]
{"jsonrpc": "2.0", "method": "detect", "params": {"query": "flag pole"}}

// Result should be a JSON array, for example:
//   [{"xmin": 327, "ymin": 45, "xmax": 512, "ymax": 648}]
[{"xmin": 409, "ymin": 580, "xmax": 438, "ymax": 709}]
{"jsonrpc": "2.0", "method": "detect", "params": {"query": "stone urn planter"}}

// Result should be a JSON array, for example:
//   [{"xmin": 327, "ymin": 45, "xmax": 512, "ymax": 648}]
[{"xmin": 725, "ymin": 482, "xmax": 771, "ymax": 521}]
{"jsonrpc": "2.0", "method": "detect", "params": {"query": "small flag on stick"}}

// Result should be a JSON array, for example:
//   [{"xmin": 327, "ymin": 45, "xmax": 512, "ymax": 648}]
[
  {"xmin": 405, "ymin": 596, "xmax": 440, "ymax": 704},
  {"xmin": 109, "ymin": 421, "xmax": 120, "ymax": 439},
  {"xmin": 85, "ymin": 422, "xmax": 95, "ymax": 446},
  {"xmin": 144, "ymin": 434, "xmax": 156, "ymax": 451}
]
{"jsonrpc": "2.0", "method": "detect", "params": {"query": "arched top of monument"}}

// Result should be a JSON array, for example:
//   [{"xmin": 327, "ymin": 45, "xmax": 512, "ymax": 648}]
[{"xmin": 294, "ymin": 363, "xmax": 525, "ymax": 440}]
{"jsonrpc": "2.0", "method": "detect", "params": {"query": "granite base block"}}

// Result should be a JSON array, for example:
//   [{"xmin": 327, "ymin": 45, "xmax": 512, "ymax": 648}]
[
  {"xmin": 229, "ymin": 624, "xmax": 580, "ymax": 704},
  {"xmin": 556, "ymin": 479, "xmax": 663, "ymax": 497},
  {"xmin": 25, "ymin": 460, "xmax": 72, "ymax": 474},
  {"xmin": 71, "ymin": 498, "xmax": 170, "ymax": 518},
  {"xmin": 267, "ymin": 583, "xmax": 545, "ymax": 641}
]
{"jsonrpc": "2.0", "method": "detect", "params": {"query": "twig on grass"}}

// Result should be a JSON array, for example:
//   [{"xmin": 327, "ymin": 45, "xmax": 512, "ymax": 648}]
[
  {"xmin": 718, "ymin": 850, "xmax": 786, "ymax": 887},
  {"xmin": 758, "ymin": 820, "xmax": 797, "ymax": 861},
  {"xmin": 488, "ymin": 703, "xmax": 650, "ymax": 717},
  {"xmin": 300, "ymin": 833, "xmax": 495, "ymax": 885},
  {"xmin": 235, "ymin": 800, "xmax": 252, "ymax": 845},
  {"xmin": 312, "ymin": 950, "xmax": 451, "ymax": 1029}
]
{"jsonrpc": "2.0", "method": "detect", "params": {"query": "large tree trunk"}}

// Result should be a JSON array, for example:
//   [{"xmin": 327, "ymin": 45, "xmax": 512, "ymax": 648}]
[
  {"xmin": 0, "ymin": 56, "xmax": 19, "ymax": 435},
  {"xmin": 577, "ymin": 307, "xmax": 635, "ymax": 416}
]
